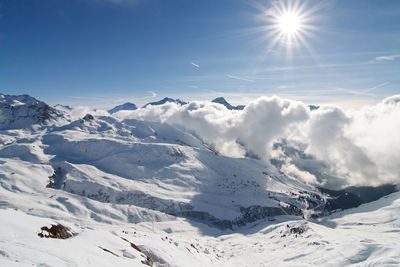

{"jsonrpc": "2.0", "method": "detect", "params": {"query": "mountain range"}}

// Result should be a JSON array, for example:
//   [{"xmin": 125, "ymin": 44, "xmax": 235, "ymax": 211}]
[
  {"xmin": 0, "ymin": 93, "xmax": 399, "ymax": 266},
  {"xmin": 107, "ymin": 96, "xmax": 319, "ymax": 114}
]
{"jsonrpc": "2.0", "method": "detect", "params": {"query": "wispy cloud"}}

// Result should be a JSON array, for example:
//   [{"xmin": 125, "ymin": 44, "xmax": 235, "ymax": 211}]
[
  {"xmin": 191, "ymin": 62, "xmax": 200, "ymax": 68},
  {"xmin": 226, "ymin": 74, "xmax": 254, "ymax": 82},
  {"xmin": 334, "ymin": 82, "xmax": 390, "ymax": 97},
  {"xmin": 366, "ymin": 82, "xmax": 389, "ymax": 92},
  {"xmin": 254, "ymin": 61, "xmax": 375, "ymax": 74},
  {"xmin": 375, "ymin": 54, "xmax": 400, "ymax": 61},
  {"xmin": 332, "ymin": 87, "xmax": 375, "ymax": 97},
  {"xmin": 67, "ymin": 95, "xmax": 109, "ymax": 101},
  {"xmin": 147, "ymin": 91, "xmax": 157, "ymax": 98}
]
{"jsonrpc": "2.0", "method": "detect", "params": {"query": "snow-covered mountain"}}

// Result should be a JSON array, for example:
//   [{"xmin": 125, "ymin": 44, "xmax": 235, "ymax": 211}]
[
  {"xmin": 1, "ymin": 94, "xmax": 399, "ymax": 266},
  {"xmin": 0, "ymin": 94, "xmax": 324, "ymax": 227},
  {"xmin": 143, "ymin": 97, "xmax": 187, "ymax": 108},
  {"xmin": 211, "ymin": 97, "xmax": 245, "ymax": 110},
  {"xmin": 0, "ymin": 94, "xmax": 64, "ymax": 130},
  {"xmin": 108, "ymin": 102, "xmax": 138, "ymax": 114}
]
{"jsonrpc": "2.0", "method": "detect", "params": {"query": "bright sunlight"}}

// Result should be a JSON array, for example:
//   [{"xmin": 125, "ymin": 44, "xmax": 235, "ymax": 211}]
[
  {"xmin": 278, "ymin": 12, "xmax": 301, "ymax": 35},
  {"xmin": 257, "ymin": 0, "xmax": 319, "ymax": 54}
]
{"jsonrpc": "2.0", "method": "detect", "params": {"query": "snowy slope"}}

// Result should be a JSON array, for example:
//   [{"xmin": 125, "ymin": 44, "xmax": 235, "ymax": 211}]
[
  {"xmin": 5, "ymin": 112, "xmax": 322, "ymax": 227},
  {"xmin": 1, "ymin": 94, "xmax": 399, "ymax": 266},
  {"xmin": 1, "ymin": 163, "xmax": 399, "ymax": 266},
  {"xmin": 0, "ymin": 94, "xmax": 64, "ymax": 130}
]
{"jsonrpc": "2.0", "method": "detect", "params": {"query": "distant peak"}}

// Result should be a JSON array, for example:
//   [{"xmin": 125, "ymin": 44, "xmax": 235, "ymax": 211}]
[
  {"xmin": 211, "ymin": 97, "xmax": 244, "ymax": 110},
  {"xmin": 143, "ymin": 97, "xmax": 187, "ymax": 108},
  {"xmin": 0, "ymin": 93, "xmax": 63, "ymax": 129},
  {"xmin": 308, "ymin": 105, "xmax": 319, "ymax": 111},
  {"xmin": 212, "ymin": 97, "xmax": 231, "ymax": 107},
  {"xmin": 212, "ymin": 97, "xmax": 227, "ymax": 102},
  {"xmin": 108, "ymin": 102, "xmax": 137, "ymax": 114}
]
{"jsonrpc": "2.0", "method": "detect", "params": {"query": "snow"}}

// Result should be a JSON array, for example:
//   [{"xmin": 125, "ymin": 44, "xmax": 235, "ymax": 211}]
[
  {"xmin": 0, "ymin": 94, "xmax": 399, "ymax": 266},
  {"xmin": 1, "ymin": 189, "xmax": 399, "ymax": 266}
]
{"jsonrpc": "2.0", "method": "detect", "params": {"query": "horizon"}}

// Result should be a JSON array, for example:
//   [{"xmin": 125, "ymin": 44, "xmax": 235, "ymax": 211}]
[
  {"xmin": 1, "ymin": 0, "xmax": 399, "ymax": 110},
  {"xmin": 2, "ymin": 91, "xmax": 397, "ymax": 112}
]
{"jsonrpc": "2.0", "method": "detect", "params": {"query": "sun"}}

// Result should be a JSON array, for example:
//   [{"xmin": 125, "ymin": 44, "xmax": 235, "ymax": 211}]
[
  {"xmin": 278, "ymin": 12, "xmax": 302, "ymax": 35},
  {"xmin": 256, "ymin": 0, "xmax": 318, "ymax": 53}
]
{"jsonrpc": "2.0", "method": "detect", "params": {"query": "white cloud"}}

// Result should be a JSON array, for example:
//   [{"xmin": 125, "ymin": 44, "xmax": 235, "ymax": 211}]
[
  {"xmin": 375, "ymin": 54, "xmax": 400, "ymax": 61},
  {"xmin": 286, "ymin": 96, "xmax": 400, "ymax": 188},
  {"xmin": 114, "ymin": 94, "xmax": 400, "ymax": 189},
  {"xmin": 303, "ymin": 105, "xmax": 378, "ymax": 187},
  {"xmin": 383, "ymin": 94, "xmax": 400, "ymax": 105},
  {"xmin": 365, "ymin": 82, "xmax": 389, "ymax": 92},
  {"xmin": 191, "ymin": 62, "xmax": 200, "ymax": 68},
  {"xmin": 333, "ymin": 87, "xmax": 374, "ymax": 97},
  {"xmin": 147, "ymin": 91, "xmax": 157, "ymax": 98},
  {"xmin": 345, "ymin": 95, "xmax": 400, "ymax": 185},
  {"xmin": 226, "ymin": 74, "xmax": 254, "ymax": 82},
  {"xmin": 116, "ymin": 96, "xmax": 309, "ymax": 159}
]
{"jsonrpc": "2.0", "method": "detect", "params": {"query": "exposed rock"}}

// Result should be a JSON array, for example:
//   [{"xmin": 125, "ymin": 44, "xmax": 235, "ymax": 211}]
[
  {"xmin": 98, "ymin": 246, "xmax": 119, "ymax": 257},
  {"xmin": 82, "ymin": 114, "xmax": 94, "ymax": 122},
  {"xmin": 46, "ymin": 172, "xmax": 56, "ymax": 188},
  {"xmin": 289, "ymin": 226, "xmax": 304, "ymax": 235},
  {"xmin": 211, "ymin": 97, "xmax": 244, "ymax": 110},
  {"xmin": 0, "ymin": 94, "xmax": 63, "ymax": 129},
  {"xmin": 143, "ymin": 97, "xmax": 186, "ymax": 108},
  {"xmin": 37, "ymin": 224, "xmax": 75, "ymax": 239},
  {"xmin": 308, "ymin": 105, "xmax": 319, "ymax": 111},
  {"xmin": 108, "ymin": 102, "xmax": 137, "ymax": 114},
  {"xmin": 319, "ymin": 184, "xmax": 399, "ymax": 212}
]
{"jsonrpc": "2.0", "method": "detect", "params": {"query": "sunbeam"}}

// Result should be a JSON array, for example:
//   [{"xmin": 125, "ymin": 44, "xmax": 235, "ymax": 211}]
[{"xmin": 258, "ymin": 0, "xmax": 320, "ymax": 57}]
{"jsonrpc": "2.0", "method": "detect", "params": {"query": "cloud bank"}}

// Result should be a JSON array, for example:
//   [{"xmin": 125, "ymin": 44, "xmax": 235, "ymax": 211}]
[{"xmin": 114, "ymin": 95, "xmax": 400, "ymax": 189}]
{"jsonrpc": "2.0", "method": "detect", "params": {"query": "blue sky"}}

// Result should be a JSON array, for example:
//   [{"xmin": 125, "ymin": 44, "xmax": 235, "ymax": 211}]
[{"xmin": 1, "ymin": 0, "xmax": 399, "ymax": 109}]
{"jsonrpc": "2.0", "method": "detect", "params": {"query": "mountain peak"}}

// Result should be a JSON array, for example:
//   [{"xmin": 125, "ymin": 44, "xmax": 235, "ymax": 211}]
[
  {"xmin": 212, "ymin": 97, "xmax": 228, "ymax": 103},
  {"xmin": 211, "ymin": 97, "xmax": 244, "ymax": 110},
  {"xmin": 108, "ymin": 102, "xmax": 137, "ymax": 114},
  {"xmin": 0, "ymin": 93, "xmax": 63, "ymax": 129},
  {"xmin": 143, "ymin": 97, "xmax": 187, "ymax": 108},
  {"xmin": 308, "ymin": 105, "xmax": 319, "ymax": 111}
]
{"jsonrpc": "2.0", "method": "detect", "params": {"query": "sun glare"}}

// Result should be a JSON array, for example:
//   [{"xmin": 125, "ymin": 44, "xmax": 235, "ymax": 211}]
[
  {"xmin": 257, "ymin": 0, "xmax": 318, "ymax": 54},
  {"xmin": 278, "ymin": 12, "xmax": 301, "ymax": 35}
]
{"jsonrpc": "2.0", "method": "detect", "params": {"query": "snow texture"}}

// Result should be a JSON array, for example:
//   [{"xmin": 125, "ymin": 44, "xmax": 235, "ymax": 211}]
[
  {"xmin": 116, "ymin": 94, "xmax": 400, "ymax": 189},
  {"xmin": 1, "ymin": 93, "xmax": 399, "ymax": 266}
]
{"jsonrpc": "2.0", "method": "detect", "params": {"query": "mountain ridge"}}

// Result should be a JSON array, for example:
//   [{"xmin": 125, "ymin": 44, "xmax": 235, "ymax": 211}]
[
  {"xmin": 211, "ymin": 97, "xmax": 245, "ymax": 110},
  {"xmin": 108, "ymin": 102, "xmax": 137, "ymax": 114},
  {"xmin": 142, "ymin": 97, "xmax": 187, "ymax": 108},
  {"xmin": 1, "ymin": 93, "xmax": 399, "ymax": 266}
]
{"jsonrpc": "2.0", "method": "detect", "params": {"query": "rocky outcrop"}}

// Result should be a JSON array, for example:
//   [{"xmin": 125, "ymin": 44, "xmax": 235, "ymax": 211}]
[
  {"xmin": 211, "ymin": 97, "xmax": 244, "ymax": 110},
  {"xmin": 142, "ymin": 97, "xmax": 186, "ymax": 108},
  {"xmin": 0, "ymin": 94, "xmax": 63, "ymax": 129},
  {"xmin": 38, "ymin": 224, "xmax": 75, "ymax": 239}
]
